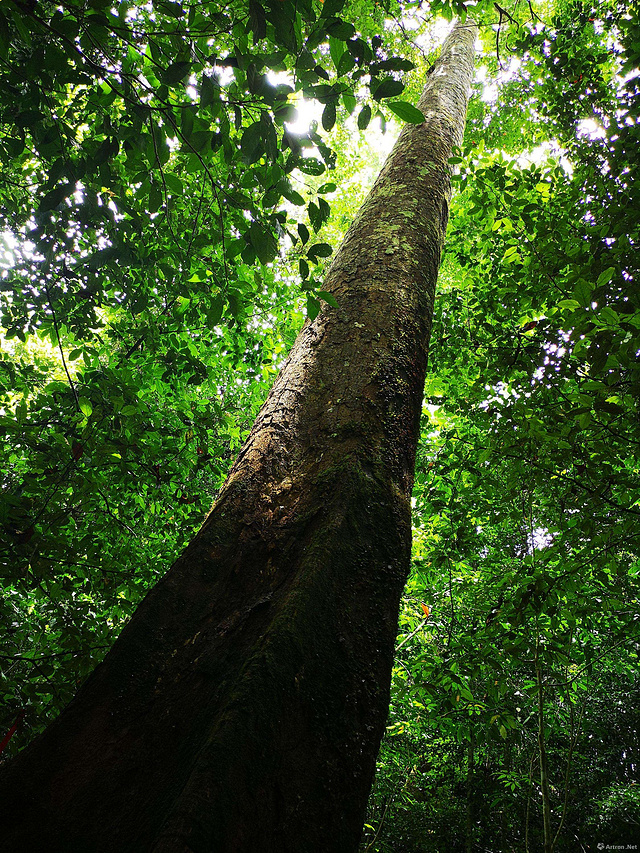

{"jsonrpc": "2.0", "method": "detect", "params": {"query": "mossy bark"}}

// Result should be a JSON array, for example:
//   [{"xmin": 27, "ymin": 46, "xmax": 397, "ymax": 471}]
[{"xmin": 0, "ymin": 19, "xmax": 476, "ymax": 853}]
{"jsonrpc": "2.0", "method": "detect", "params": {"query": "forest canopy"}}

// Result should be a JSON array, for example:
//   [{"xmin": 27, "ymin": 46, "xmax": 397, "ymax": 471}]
[{"xmin": 0, "ymin": 0, "xmax": 639, "ymax": 849}]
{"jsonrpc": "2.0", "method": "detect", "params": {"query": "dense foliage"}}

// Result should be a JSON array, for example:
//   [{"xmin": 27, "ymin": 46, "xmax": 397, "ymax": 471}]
[
  {"xmin": 363, "ymin": 2, "xmax": 640, "ymax": 850},
  {"xmin": 1, "ymin": 0, "xmax": 638, "ymax": 850},
  {"xmin": 0, "ymin": 0, "xmax": 438, "ymax": 725}
]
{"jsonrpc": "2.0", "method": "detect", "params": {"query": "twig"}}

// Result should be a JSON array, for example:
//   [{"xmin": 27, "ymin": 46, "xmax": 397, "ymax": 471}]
[
  {"xmin": 96, "ymin": 486, "xmax": 135, "ymax": 535},
  {"xmin": 527, "ymin": 0, "xmax": 544, "ymax": 24},
  {"xmin": 31, "ymin": 554, "xmax": 126, "ymax": 574},
  {"xmin": 551, "ymin": 678, "xmax": 586, "ymax": 851},
  {"xmin": 447, "ymin": 553, "xmax": 456, "ymax": 645},
  {"xmin": 495, "ymin": 4, "xmax": 503, "ymax": 70},
  {"xmin": 495, "ymin": 3, "xmax": 517, "ymax": 26},
  {"xmin": 0, "ymin": 647, "xmax": 109, "ymax": 663},
  {"xmin": 364, "ymin": 793, "xmax": 393, "ymax": 852},
  {"xmin": 524, "ymin": 750, "xmax": 536, "ymax": 853},
  {"xmin": 44, "ymin": 282, "xmax": 80, "ymax": 411},
  {"xmin": 395, "ymin": 615, "xmax": 429, "ymax": 651},
  {"xmin": 147, "ymin": 111, "xmax": 175, "ymax": 240}
]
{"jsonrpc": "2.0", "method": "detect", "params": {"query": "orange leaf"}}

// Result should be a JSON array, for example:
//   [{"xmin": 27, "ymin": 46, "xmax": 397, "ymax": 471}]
[{"xmin": 421, "ymin": 603, "xmax": 430, "ymax": 618}]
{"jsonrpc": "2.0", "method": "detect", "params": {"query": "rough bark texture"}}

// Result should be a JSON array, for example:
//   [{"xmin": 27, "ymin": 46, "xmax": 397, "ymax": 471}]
[{"xmin": 0, "ymin": 20, "xmax": 476, "ymax": 853}]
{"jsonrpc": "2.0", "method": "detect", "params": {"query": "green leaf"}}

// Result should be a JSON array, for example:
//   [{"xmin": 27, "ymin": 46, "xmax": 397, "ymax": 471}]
[
  {"xmin": 337, "ymin": 51, "xmax": 355, "ymax": 76},
  {"xmin": 278, "ymin": 181, "xmax": 304, "ymax": 206},
  {"xmin": 598, "ymin": 306, "xmax": 620, "ymax": 326},
  {"xmin": 148, "ymin": 183, "xmax": 162, "ymax": 213},
  {"xmin": 308, "ymin": 201, "xmax": 321, "ymax": 231},
  {"xmin": 557, "ymin": 299, "xmax": 581, "ymax": 311},
  {"xmin": 161, "ymin": 61, "xmax": 191, "ymax": 85},
  {"xmin": 347, "ymin": 37, "xmax": 372, "ymax": 64},
  {"xmin": 318, "ymin": 198, "xmax": 330, "ymax": 223},
  {"xmin": 295, "ymin": 157, "xmax": 326, "ymax": 176},
  {"xmin": 157, "ymin": 1, "xmax": 185, "ymax": 17},
  {"xmin": 322, "ymin": 102, "xmax": 336, "ymax": 132},
  {"xmin": 94, "ymin": 137, "xmax": 119, "ymax": 164},
  {"xmin": 309, "ymin": 83, "xmax": 340, "ymax": 104},
  {"xmin": 374, "ymin": 56, "xmax": 415, "ymax": 72},
  {"xmin": 342, "ymin": 90, "xmax": 356, "ymax": 114},
  {"xmin": 78, "ymin": 397, "xmax": 93, "ymax": 418},
  {"xmin": 596, "ymin": 266, "xmax": 615, "ymax": 286},
  {"xmin": 241, "ymin": 121, "xmax": 264, "ymax": 164},
  {"xmin": 206, "ymin": 294, "xmax": 224, "ymax": 325},
  {"xmin": 320, "ymin": 0, "xmax": 346, "ymax": 19},
  {"xmin": 358, "ymin": 104, "xmax": 372, "ymax": 130},
  {"xmin": 226, "ymin": 238, "xmax": 245, "ymax": 259},
  {"xmin": 248, "ymin": 0, "xmax": 267, "ymax": 40},
  {"xmin": 39, "ymin": 183, "xmax": 71, "ymax": 212},
  {"xmin": 298, "ymin": 223, "xmax": 310, "ymax": 244},
  {"xmin": 9, "ymin": 8, "xmax": 32, "ymax": 46},
  {"xmin": 249, "ymin": 221, "xmax": 278, "ymax": 264},
  {"xmin": 372, "ymin": 78, "xmax": 404, "ymax": 101},
  {"xmin": 308, "ymin": 242, "xmax": 333, "ymax": 260},
  {"xmin": 0, "ymin": 11, "xmax": 9, "ymax": 60},
  {"xmin": 200, "ymin": 73, "xmax": 219, "ymax": 108},
  {"xmin": 306, "ymin": 293, "xmax": 321, "ymax": 319},
  {"xmin": 326, "ymin": 20, "xmax": 355, "ymax": 41},
  {"xmin": 164, "ymin": 174, "xmax": 183, "ymax": 194},
  {"xmin": 386, "ymin": 100, "xmax": 425, "ymax": 124},
  {"xmin": 317, "ymin": 290, "xmax": 338, "ymax": 308},
  {"xmin": 329, "ymin": 36, "xmax": 345, "ymax": 70},
  {"xmin": 573, "ymin": 278, "xmax": 593, "ymax": 308},
  {"xmin": 274, "ymin": 102, "xmax": 298, "ymax": 124}
]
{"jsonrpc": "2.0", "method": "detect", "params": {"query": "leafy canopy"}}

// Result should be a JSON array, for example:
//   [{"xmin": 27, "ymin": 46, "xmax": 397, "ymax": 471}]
[{"xmin": 1, "ymin": 0, "xmax": 640, "ymax": 849}]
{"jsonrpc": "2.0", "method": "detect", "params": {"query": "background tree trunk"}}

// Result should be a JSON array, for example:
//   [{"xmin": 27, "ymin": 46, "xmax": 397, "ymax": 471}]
[{"xmin": 0, "ymin": 19, "xmax": 476, "ymax": 853}]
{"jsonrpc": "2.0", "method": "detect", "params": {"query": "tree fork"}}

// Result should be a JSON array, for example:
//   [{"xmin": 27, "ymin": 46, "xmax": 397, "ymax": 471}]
[{"xmin": 0, "ymin": 19, "xmax": 476, "ymax": 853}]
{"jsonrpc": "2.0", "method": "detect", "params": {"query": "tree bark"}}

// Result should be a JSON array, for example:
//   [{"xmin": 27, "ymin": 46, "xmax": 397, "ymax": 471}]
[
  {"xmin": 465, "ymin": 731, "xmax": 475, "ymax": 853},
  {"xmin": 536, "ymin": 636, "xmax": 553, "ymax": 853},
  {"xmin": 0, "ymin": 19, "xmax": 476, "ymax": 853}
]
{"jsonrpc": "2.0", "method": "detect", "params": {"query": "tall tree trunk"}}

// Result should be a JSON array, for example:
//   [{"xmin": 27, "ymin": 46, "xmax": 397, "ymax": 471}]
[
  {"xmin": 536, "ymin": 636, "xmax": 553, "ymax": 853},
  {"xmin": 465, "ymin": 731, "xmax": 475, "ymax": 853},
  {"xmin": 0, "ymin": 19, "xmax": 476, "ymax": 853}
]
